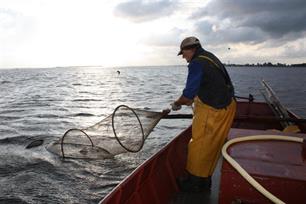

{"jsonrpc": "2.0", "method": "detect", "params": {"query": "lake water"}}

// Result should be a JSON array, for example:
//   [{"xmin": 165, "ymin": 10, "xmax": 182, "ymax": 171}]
[{"xmin": 0, "ymin": 66, "xmax": 306, "ymax": 203}]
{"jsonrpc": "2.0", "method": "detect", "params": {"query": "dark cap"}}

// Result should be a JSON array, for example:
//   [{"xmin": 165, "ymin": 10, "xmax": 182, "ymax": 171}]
[{"xmin": 178, "ymin": 36, "xmax": 201, "ymax": 55}]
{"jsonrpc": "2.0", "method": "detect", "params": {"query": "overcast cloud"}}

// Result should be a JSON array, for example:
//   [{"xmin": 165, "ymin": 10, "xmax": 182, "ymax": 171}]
[
  {"xmin": 1, "ymin": 0, "xmax": 306, "ymax": 68},
  {"xmin": 191, "ymin": 0, "xmax": 306, "ymax": 44},
  {"xmin": 114, "ymin": 0, "xmax": 178, "ymax": 23}
]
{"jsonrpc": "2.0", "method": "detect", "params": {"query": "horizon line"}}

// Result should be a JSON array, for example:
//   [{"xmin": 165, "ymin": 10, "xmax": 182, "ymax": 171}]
[{"xmin": 1, "ymin": 62, "xmax": 306, "ymax": 70}]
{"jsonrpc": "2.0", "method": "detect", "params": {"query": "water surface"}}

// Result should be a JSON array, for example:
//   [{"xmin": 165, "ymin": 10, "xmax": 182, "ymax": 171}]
[{"xmin": 0, "ymin": 66, "xmax": 305, "ymax": 203}]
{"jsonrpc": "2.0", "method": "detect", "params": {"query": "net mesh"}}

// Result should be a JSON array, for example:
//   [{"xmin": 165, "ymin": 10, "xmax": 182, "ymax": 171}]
[{"xmin": 47, "ymin": 105, "xmax": 167, "ymax": 159}]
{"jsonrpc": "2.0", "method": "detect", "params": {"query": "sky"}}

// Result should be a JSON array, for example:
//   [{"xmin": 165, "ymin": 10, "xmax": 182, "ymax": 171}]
[{"xmin": 1, "ymin": 0, "xmax": 306, "ymax": 68}]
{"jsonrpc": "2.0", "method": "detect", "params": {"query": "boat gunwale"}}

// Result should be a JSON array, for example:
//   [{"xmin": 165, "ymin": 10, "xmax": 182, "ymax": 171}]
[
  {"xmin": 99, "ymin": 100, "xmax": 305, "ymax": 204},
  {"xmin": 99, "ymin": 125, "xmax": 190, "ymax": 204}
]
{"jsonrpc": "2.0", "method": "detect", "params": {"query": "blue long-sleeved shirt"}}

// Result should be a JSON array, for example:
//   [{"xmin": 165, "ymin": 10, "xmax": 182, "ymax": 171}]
[{"xmin": 182, "ymin": 60, "xmax": 203, "ymax": 99}]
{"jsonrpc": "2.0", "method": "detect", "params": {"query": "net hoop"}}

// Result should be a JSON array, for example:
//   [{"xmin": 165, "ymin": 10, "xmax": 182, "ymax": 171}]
[
  {"xmin": 60, "ymin": 128, "xmax": 94, "ymax": 159},
  {"xmin": 111, "ymin": 105, "xmax": 145, "ymax": 152}
]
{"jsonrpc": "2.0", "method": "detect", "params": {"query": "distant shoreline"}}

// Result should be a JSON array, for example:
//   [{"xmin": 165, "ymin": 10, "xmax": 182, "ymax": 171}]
[
  {"xmin": 224, "ymin": 62, "xmax": 306, "ymax": 67},
  {"xmin": 1, "ymin": 63, "xmax": 306, "ymax": 70}
]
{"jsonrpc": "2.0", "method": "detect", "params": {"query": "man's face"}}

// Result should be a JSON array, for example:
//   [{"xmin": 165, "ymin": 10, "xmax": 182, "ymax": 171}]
[{"xmin": 182, "ymin": 48, "xmax": 196, "ymax": 63}]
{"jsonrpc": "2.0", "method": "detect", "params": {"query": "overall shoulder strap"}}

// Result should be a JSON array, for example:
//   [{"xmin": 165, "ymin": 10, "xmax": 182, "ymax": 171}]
[
  {"xmin": 197, "ymin": 55, "xmax": 220, "ymax": 69},
  {"xmin": 197, "ymin": 55, "xmax": 233, "ymax": 88}
]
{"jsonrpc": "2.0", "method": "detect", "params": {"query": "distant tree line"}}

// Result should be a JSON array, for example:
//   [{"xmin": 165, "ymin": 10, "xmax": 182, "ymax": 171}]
[
  {"xmin": 225, "ymin": 62, "xmax": 306, "ymax": 67},
  {"xmin": 291, "ymin": 63, "xmax": 306, "ymax": 67}
]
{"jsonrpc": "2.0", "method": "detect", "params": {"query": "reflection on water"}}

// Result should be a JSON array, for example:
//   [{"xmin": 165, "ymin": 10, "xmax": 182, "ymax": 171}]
[{"xmin": 0, "ymin": 66, "xmax": 306, "ymax": 203}]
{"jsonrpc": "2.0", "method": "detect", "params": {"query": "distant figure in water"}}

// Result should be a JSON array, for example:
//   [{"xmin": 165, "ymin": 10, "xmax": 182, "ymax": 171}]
[{"xmin": 117, "ymin": 70, "xmax": 120, "ymax": 75}]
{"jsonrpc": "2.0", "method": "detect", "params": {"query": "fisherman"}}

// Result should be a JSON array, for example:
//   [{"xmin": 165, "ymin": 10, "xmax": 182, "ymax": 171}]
[{"xmin": 171, "ymin": 36, "xmax": 236, "ymax": 192}]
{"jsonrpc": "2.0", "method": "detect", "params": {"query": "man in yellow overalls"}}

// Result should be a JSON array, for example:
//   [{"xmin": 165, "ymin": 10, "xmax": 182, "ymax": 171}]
[{"xmin": 171, "ymin": 36, "xmax": 237, "ymax": 192}]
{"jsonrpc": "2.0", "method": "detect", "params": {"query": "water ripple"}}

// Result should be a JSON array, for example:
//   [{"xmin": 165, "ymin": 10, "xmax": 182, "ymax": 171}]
[{"xmin": 0, "ymin": 66, "xmax": 306, "ymax": 203}]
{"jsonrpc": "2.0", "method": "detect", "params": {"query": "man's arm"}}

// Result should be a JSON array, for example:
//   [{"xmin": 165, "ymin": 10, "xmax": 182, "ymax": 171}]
[
  {"xmin": 173, "ymin": 60, "xmax": 203, "ymax": 108},
  {"xmin": 174, "ymin": 95, "xmax": 193, "ymax": 106}
]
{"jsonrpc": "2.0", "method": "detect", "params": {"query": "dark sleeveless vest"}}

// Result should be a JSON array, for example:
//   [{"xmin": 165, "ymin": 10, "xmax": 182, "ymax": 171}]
[{"xmin": 192, "ymin": 48, "xmax": 235, "ymax": 109}]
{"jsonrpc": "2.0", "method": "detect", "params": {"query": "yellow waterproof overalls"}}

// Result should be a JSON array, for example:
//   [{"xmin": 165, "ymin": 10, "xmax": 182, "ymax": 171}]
[{"xmin": 186, "ymin": 55, "xmax": 237, "ymax": 178}]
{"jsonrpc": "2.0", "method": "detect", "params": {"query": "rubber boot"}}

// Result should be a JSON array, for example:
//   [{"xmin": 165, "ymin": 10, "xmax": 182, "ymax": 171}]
[{"xmin": 177, "ymin": 172, "xmax": 211, "ymax": 193}]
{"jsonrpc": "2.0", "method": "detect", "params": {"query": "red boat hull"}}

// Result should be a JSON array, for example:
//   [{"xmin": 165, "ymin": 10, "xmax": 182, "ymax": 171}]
[
  {"xmin": 100, "ymin": 101, "xmax": 306, "ymax": 204},
  {"xmin": 100, "ymin": 126, "xmax": 190, "ymax": 204}
]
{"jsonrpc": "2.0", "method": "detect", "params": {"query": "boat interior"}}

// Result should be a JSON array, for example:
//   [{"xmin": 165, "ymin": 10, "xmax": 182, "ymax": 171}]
[
  {"xmin": 100, "ymin": 100, "xmax": 306, "ymax": 204},
  {"xmin": 171, "ymin": 101, "xmax": 306, "ymax": 204}
]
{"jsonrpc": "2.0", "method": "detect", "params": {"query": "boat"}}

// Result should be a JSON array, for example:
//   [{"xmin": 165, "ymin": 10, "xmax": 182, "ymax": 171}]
[{"xmin": 99, "ymin": 88, "xmax": 306, "ymax": 203}]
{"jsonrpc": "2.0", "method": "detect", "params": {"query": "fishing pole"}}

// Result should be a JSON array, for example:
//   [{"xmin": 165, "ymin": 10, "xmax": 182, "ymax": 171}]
[{"xmin": 162, "ymin": 114, "xmax": 306, "ymax": 123}]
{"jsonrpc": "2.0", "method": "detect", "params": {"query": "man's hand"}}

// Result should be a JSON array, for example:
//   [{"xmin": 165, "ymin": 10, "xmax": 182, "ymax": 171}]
[
  {"xmin": 176, "ymin": 95, "xmax": 193, "ymax": 106},
  {"xmin": 170, "ymin": 102, "xmax": 182, "ymax": 111}
]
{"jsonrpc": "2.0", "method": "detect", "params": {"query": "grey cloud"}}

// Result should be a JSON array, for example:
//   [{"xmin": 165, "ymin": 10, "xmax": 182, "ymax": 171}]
[
  {"xmin": 113, "ymin": 0, "xmax": 178, "ymax": 23},
  {"xmin": 195, "ymin": 20, "xmax": 213, "ymax": 35},
  {"xmin": 242, "ymin": 11, "xmax": 306, "ymax": 38},
  {"xmin": 191, "ymin": 0, "xmax": 306, "ymax": 44},
  {"xmin": 281, "ymin": 40, "xmax": 306, "ymax": 59},
  {"xmin": 144, "ymin": 28, "xmax": 185, "ymax": 47},
  {"xmin": 195, "ymin": 20, "xmax": 266, "ymax": 45},
  {"xmin": 192, "ymin": 0, "xmax": 306, "ymax": 21}
]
